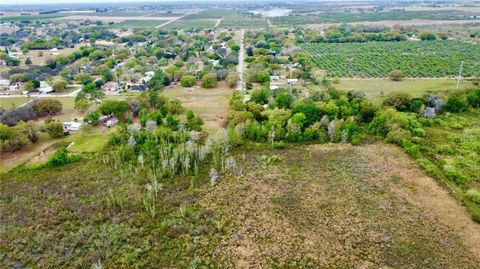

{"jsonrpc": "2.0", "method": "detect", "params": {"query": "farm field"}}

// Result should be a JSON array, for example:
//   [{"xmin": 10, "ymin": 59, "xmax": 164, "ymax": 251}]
[
  {"xmin": 270, "ymin": 10, "xmax": 479, "ymax": 26},
  {"xmin": 302, "ymin": 41, "xmax": 480, "ymax": 78},
  {"xmin": 161, "ymin": 19, "xmax": 217, "ymax": 29},
  {"xmin": 2, "ymin": 142, "xmax": 479, "ymax": 267},
  {"xmin": 107, "ymin": 20, "xmax": 168, "ymax": 29},
  {"xmin": 336, "ymin": 79, "xmax": 475, "ymax": 104},
  {"xmin": 0, "ymin": 14, "xmax": 67, "ymax": 22}
]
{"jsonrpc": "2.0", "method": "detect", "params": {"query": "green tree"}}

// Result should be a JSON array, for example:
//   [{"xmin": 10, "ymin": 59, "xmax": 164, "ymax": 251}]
[
  {"xmin": 180, "ymin": 75, "xmax": 196, "ymax": 87},
  {"xmin": 32, "ymin": 99, "xmax": 63, "ymax": 115},
  {"xmin": 99, "ymin": 100, "xmax": 129, "ymax": 118},
  {"xmin": 52, "ymin": 80, "xmax": 68, "ymax": 92},
  {"xmin": 389, "ymin": 70, "xmax": 405, "ymax": 81},
  {"xmin": 0, "ymin": 123, "xmax": 12, "ymax": 149},
  {"xmin": 275, "ymin": 92, "xmax": 293, "ymax": 109},
  {"xmin": 226, "ymin": 72, "xmax": 239, "ymax": 88},
  {"xmin": 46, "ymin": 122, "xmax": 64, "ymax": 138},
  {"xmin": 201, "ymin": 73, "xmax": 217, "ymax": 88}
]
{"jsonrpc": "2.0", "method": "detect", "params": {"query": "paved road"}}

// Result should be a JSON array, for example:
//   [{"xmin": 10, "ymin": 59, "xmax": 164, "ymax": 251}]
[{"xmin": 236, "ymin": 29, "xmax": 245, "ymax": 91}]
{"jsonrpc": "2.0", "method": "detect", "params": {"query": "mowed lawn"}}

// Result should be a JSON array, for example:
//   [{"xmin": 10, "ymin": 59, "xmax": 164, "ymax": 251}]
[{"xmin": 337, "ymin": 79, "xmax": 474, "ymax": 104}]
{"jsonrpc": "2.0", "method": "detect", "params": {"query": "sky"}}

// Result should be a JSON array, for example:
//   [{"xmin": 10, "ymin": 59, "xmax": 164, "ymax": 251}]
[{"xmin": 1, "ymin": 0, "xmax": 189, "ymax": 5}]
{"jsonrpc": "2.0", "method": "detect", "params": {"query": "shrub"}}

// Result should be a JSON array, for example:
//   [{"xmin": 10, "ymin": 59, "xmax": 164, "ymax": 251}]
[
  {"xmin": 201, "ymin": 73, "xmax": 217, "ymax": 88},
  {"xmin": 52, "ymin": 79, "xmax": 68, "ymax": 92},
  {"xmin": 275, "ymin": 92, "xmax": 293, "ymax": 109},
  {"xmin": 444, "ymin": 164, "xmax": 468, "ymax": 185},
  {"xmin": 44, "ymin": 147, "xmax": 79, "ymax": 168},
  {"xmin": 389, "ymin": 70, "xmax": 405, "ymax": 81},
  {"xmin": 180, "ymin": 75, "xmax": 196, "ymax": 87},
  {"xmin": 437, "ymin": 144, "xmax": 454, "ymax": 155},
  {"xmin": 386, "ymin": 128, "xmax": 410, "ymax": 146},
  {"xmin": 32, "ymin": 99, "xmax": 63, "ymax": 116},
  {"xmin": 292, "ymin": 99, "xmax": 322, "ymax": 127},
  {"xmin": 99, "ymin": 100, "xmax": 129, "ymax": 118},
  {"xmin": 46, "ymin": 122, "xmax": 64, "ymax": 138},
  {"xmin": 466, "ymin": 89, "xmax": 480, "ymax": 108},
  {"xmin": 466, "ymin": 189, "xmax": 480, "ymax": 204},
  {"xmin": 444, "ymin": 96, "xmax": 468, "ymax": 113},
  {"xmin": 272, "ymin": 141, "xmax": 285, "ymax": 149},
  {"xmin": 231, "ymin": 111, "xmax": 254, "ymax": 125},
  {"xmin": 251, "ymin": 88, "xmax": 271, "ymax": 104},
  {"xmin": 383, "ymin": 92, "xmax": 411, "ymax": 112},
  {"xmin": 226, "ymin": 72, "xmax": 239, "ymax": 88}
]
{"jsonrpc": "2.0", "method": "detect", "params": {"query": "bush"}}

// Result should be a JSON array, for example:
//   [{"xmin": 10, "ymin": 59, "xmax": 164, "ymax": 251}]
[
  {"xmin": 275, "ymin": 92, "xmax": 293, "ymax": 109},
  {"xmin": 386, "ymin": 128, "xmax": 411, "ymax": 145},
  {"xmin": 383, "ymin": 92, "xmax": 411, "ymax": 112},
  {"xmin": 389, "ymin": 70, "xmax": 405, "ymax": 81},
  {"xmin": 99, "ymin": 100, "xmax": 129, "ymax": 118},
  {"xmin": 32, "ymin": 99, "xmax": 63, "ymax": 116},
  {"xmin": 44, "ymin": 147, "xmax": 79, "ymax": 168},
  {"xmin": 201, "ymin": 73, "xmax": 217, "ymax": 88},
  {"xmin": 466, "ymin": 189, "xmax": 480, "ymax": 204},
  {"xmin": 466, "ymin": 89, "xmax": 480, "ymax": 108},
  {"xmin": 180, "ymin": 75, "xmax": 196, "ymax": 87},
  {"xmin": 251, "ymin": 88, "xmax": 271, "ymax": 104},
  {"xmin": 444, "ymin": 164, "xmax": 468, "ymax": 185},
  {"xmin": 52, "ymin": 79, "xmax": 68, "ymax": 92},
  {"xmin": 292, "ymin": 99, "xmax": 322, "ymax": 127},
  {"xmin": 272, "ymin": 141, "xmax": 285, "ymax": 149},
  {"xmin": 444, "ymin": 96, "xmax": 468, "ymax": 113},
  {"xmin": 46, "ymin": 122, "xmax": 64, "ymax": 138},
  {"xmin": 226, "ymin": 72, "xmax": 239, "ymax": 88}
]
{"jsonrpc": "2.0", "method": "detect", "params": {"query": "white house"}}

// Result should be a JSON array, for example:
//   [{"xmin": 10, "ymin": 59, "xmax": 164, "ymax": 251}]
[
  {"xmin": 287, "ymin": 78, "xmax": 299, "ymax": 84},
  {"xmin": 106, "ymin": 118, "xmax": 119, "ymax": 128},
  {"xmin": 0, "ymin": 79, "xmax": 10, "ymax": 90},
  {"xmin": 145, "ymin": 71, "xmax": 155, "ymax": 77},
  {"xmin": 63, "ymin": 121, "xmax": 82, "ymax": 131},
  {"xmin": 50, "ymin": 48, "xmax": 59, "ymax": 55},
  {"xmin": 270, "ymin": 76, "xmax": 280, "ymax": 81},
  {"xmin": 39, "ymin": 86, "xmax": 54, "ymax": 94},
  {"xmin": 270, "ymin": 85, "xmax": 279, "ymax": 91}
]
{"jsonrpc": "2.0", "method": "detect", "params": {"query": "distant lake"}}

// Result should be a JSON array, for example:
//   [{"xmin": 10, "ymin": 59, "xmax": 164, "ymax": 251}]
[{"xmin": 250, "ymin": 9, "xmax": 292, "ymax": 17}]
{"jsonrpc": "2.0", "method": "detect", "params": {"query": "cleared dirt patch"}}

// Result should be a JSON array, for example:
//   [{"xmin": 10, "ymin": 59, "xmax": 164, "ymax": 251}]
[{"xmin": 203, "ymin": 143, "xmax": 480, "ymax": 268}]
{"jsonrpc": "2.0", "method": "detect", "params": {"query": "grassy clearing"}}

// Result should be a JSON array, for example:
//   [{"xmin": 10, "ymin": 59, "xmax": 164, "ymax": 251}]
[
  {"xmin": 336, "ymin": 79, "xmax": 474, "ymax": 105},
  {"xmin": 162, "ymin": 19, "xmax": 217, "ymax": 29},
  {"xmin": 67, "ymin": 132, "xmax": 110, "ymax": 153},
  {"xmin": 0, "ymin": 97, "xmax": 31, "ymax": 109},
  {"xmin": 163, "ymin": 83, "xmax": 233, "ymax": 131},
  {"xmin": 2, "ymin": 142, "xmax": 479, "ymax": 267},
  {"xmin": 0, "ymin": 14, "xmax": 67, "ymax": 22}
]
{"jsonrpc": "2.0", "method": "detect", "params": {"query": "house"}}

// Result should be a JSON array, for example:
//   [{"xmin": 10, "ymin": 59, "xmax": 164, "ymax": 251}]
[
  {"xmin": 270, "ymin": 76, "xmax": 280, "ymax": 81},
  {"xmin": 130, "ymin": 84, "xmax": 146, "ymax": 92},
  {"xmin": 145, "ymin": 71, "xmax": 155, "ymax": 77},
  {"xmin": 39, "ymin": 86, "xmax": 54, "ymax": 94},
  {"xmin": 105, "ymin": 118, "xmax": 119, "ymax": 128},
  {"xmin": 208, "ymin": 59, "xmax": 220, "ymax": 66},
  {"xmin": 39, "ymin": 81, "xmax": 54, "ymax": 94},
  {"xmin": 0, "ymin": 79, "xmax": 10, "ymax": 91},
  {"xmin": 140, "ymin": 76, "xmax": 152, "ymax": 84},
  {"xmin": 50, "ymin": 48, "xmax": 59, "ymax": 55},
  {"xmin": 270, "ymin": 85, "xmax": 279, "ymax": 91},
  {"xmin": 287, "ymin": 78, "xmax": 299, "ymax": 84},
  {"xmin": 63, "ymin": 121, "xmax": 82, "ymax": 132},
  {"xmin": 102, "ymin": 81, "xmax": 119, "ymax": 92}
]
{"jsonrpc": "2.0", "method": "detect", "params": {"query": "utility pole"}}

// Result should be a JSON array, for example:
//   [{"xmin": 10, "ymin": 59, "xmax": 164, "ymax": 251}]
[{"xmin": 456, "ymin": 61, "xmax": 463, "ymax": 90}]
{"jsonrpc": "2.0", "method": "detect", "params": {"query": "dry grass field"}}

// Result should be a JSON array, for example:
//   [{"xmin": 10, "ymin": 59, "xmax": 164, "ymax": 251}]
[
  {"xmin": 163, "ymin": 82, "xmax": 233, "ymax": 131},
  {"xmin": 203, "ymin": 143, "xmax": 480, "ymax": 267}
]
